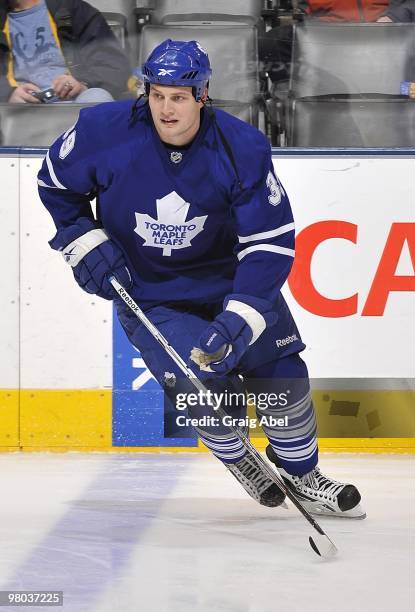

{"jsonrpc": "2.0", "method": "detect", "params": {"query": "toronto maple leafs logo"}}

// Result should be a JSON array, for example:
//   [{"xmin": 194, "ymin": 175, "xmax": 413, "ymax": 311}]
[{"xmin": 134, "ymin": 191, "xmax": 207, "ymax": 256}]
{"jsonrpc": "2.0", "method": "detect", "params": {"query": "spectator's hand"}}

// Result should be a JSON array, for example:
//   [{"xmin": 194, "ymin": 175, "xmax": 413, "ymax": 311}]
[
  {"xmin": 376, "ymin": 16, "xmax": 393, "ymax": 22},
  {"xmin": 8, "ymin": 83, "xmax": 41, "ymax": 103},
  {"xmin": 53, "ymin": 75, "xmax": 87, "ymax": 100}
]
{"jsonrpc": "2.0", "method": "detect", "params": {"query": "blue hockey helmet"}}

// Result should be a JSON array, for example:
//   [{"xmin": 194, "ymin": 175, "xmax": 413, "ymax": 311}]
[{"xmin": 140, "ymin": 39, "xmax": 212, "ymax": 102}]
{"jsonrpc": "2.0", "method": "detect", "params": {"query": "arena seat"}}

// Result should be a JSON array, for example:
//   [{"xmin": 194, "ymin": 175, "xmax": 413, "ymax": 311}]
[
  {"xmin": 291, "ymin": 23, "xmax": 415, "ymax": 97},
  {"xmin": 0, "ymin": 104, "xmax": 95, "ymax": 147},
  {"xmin": 288, "ymin": 95, "xmax": 415, "ymax": 147},
  {"xmin": 139, "ymin": 25, "xmax": 260, "ymax": 126},
  {"xmin": 150, "ymin": 0, "xmax": 262, "ymax": 25},
  {"xmin": 87, "ymin": 0, "xmax": 138, "ymax": 59}
]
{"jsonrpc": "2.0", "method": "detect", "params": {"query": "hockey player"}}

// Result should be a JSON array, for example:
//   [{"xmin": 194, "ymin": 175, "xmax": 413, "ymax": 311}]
[{"xmin": 37, "ymin": 39, "xmax": 365, "ymax": 519}]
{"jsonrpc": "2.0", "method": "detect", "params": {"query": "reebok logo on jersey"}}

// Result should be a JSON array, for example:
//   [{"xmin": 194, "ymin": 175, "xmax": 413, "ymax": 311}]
[
  {"xmin": 134, "ymin": 191, "xmax": 207, "ymax": 256},
  {"xmin": 275, "ymin": 334, "xmax": 298, "ymax": 348}
]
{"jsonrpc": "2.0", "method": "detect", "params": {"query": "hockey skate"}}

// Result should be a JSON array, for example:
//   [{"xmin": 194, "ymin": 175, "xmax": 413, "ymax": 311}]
[
  {"xmin": 266, "ymin": 445, "xmax": 366, "ymax": 519},
  {"xmin": 225, "ymin": 454, "xmax": 286, "ymax": 508}
]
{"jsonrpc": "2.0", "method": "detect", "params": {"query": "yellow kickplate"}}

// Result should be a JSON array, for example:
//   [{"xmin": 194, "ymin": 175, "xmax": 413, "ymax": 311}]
[
  {"xmin": 20, "ymin": 389, "xmax": 112, "ymax": 448},
  {"xmin": 0, "ymin": 389, "xmax": 19, "ymax": 447},
  {"xmin": 318, "ymin": 438, "xmax": 415, "ymax": 453},
  {"xmin": 313, "ymin": 389, "xmax": 415, "ymax": 438},
  {"xmin": 199, "ymin": 437, "xmax": 415, "ymax": 454},
  {"xmin": 0, "ymin": 387, "xmax": 414, "ymax": 453}
]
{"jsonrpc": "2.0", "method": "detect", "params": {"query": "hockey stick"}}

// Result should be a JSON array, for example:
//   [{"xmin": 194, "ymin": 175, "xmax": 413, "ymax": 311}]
[{"xmin": 109, "ymin": 276, "xmax": 338, "ymax": 559}]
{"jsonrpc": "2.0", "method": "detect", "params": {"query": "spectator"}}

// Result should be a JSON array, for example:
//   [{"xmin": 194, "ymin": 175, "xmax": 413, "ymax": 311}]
[
  {"xmin": 377, "ymin": 0, "xmax": 415, "ymax": 21},
  {"xmin": 376, "ymin": 1, "xmax": 415, "ymax": 89},
  {"xmin": 260, "ymin": 1, "xmax": 390, "ymax": 85},
  {"xmin": 0, "ymin": 0, "xmax": 131, "ymax": 103},
  {"xmin": 300, "ymin": 1, "xmax": 389, "ymax": 22}
]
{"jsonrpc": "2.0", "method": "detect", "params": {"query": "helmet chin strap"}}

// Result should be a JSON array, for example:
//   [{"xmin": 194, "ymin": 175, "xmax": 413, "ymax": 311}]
[
  {"xmin": 128, "ymin": 93, "xmax": 146, "ymax": 127},
  {"xmin": 127, "ymin": 89, "xmax": 241, "ymax": 192},
  {"xmin": 204, "ymin": 96, "xmax": 243, "ymax": 193}
]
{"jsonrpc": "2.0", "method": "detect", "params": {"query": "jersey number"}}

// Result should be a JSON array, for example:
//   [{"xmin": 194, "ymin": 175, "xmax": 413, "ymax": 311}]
[{"xmin": 266, "ymin": 171, "xmax": 282, "ymax": 206}]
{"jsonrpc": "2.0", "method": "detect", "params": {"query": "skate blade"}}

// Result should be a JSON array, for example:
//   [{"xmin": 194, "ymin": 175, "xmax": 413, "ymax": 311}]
[{"xmin": 308, "ymin": 502, "xmax": 366, "ymax": 520}]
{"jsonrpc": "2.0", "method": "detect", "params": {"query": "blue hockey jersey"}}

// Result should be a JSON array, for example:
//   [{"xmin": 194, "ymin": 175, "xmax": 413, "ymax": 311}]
[{"xmin": 38, "ymin": 100, "xmax": 295, "ymax": 310}]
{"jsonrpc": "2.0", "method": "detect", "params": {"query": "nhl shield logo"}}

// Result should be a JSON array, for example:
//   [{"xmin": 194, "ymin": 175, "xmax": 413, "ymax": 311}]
[{"xmin": 170, "ymin": 151, "xmax": 183, "ymax": 164}]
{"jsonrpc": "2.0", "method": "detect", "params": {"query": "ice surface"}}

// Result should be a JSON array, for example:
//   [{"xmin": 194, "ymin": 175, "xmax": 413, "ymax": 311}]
[{"xmin": 0, "ymin": 453, "xmax": 413, "ymax": 612}]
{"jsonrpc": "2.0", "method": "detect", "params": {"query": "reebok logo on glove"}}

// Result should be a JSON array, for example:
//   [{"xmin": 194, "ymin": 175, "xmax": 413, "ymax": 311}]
[
  {"xmin": 64, "ymin": 246, "xmax": 77, "ymax": 263},
  {"xmin": 205, "ymin": 332, "xmax": 218, "ymax": 347}
]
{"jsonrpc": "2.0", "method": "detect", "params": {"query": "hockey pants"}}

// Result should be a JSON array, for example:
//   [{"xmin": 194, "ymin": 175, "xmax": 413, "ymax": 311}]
[{"xmin": 117, "ymin": 302, "xmax": 318, "ymax": 476}]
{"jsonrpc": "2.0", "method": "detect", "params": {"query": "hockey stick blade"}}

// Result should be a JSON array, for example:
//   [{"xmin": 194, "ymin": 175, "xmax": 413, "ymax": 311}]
[
  {"xmin": 109, "ymin": 277, "xmax": 339, "ymax": 558},
  {"xmin": 309, "ymin": 534, "xmax": 338, "ymax": 559}
]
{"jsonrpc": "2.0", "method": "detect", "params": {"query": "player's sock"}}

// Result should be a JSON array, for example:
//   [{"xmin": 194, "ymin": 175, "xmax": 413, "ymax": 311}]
[
  {"xmin": 266, "ymin": 444, "xmax": 366, "ymax": 518},
  {"xmin": 198, "ymin": 429, "xmax": 247, "ymax": 463},
  {"xmin": 260, "ymin": 386, "xmax": 319, "ymax": 476},
  {"xmin": 252, "ymin": 355, "xmax": 319, "ymax": 476},
  {"xmin": 225, "ymin": 454, "xmax": 286, "ymax": 508}
]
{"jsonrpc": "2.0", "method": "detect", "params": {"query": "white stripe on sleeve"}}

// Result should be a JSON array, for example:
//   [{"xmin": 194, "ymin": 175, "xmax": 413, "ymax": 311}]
[
  {"xmin": 45, "ymin": 151, "xmax": 67, "ymax": 190},
  {"xmin": 237, "ymin": 244, "xmax": 295, "ymax": 261},
  {"xmin": 238, "ymin": 222, "xmax": 295, "ymax": 244},
  {"xmin": 37, "ymin": 179, "xmax": 60, "ymax": 189}
]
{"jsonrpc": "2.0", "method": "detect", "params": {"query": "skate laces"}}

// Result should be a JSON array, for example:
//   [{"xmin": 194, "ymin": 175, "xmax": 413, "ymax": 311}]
[
  {"xmin": 301, "ymin": 467, "xmax": 344, "ymax": 499},
  {"xmin": 237, "ymin": 457, "xmax": 271, "ymax": 492}
]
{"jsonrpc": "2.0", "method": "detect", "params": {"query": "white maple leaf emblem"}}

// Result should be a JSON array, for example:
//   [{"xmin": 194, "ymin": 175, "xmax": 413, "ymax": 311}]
[{"xmin": 134, "ymin": 191, "xmax": 207, "ymax": 256}]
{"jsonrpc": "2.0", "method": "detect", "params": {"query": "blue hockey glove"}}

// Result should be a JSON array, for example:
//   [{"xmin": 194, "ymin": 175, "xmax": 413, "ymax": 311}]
[
  {"xmin": 49, "ymin": 217, "xmax": 132, "ymax": 300},
  {"xmin": 193, "ymin": 295, "xmax": 278, "ymax": 375}
]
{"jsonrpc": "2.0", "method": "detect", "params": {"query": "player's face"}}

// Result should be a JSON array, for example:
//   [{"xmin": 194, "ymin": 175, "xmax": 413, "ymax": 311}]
[{"xmin": 148, "ymin": 85, "xmax": 205, "ymax": 146}]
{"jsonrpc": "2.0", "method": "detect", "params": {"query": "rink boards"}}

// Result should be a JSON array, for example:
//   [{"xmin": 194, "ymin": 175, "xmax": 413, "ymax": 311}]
[{"xmin": 0, "ymin": 148, "xmax": 414, "ymax": 452}]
